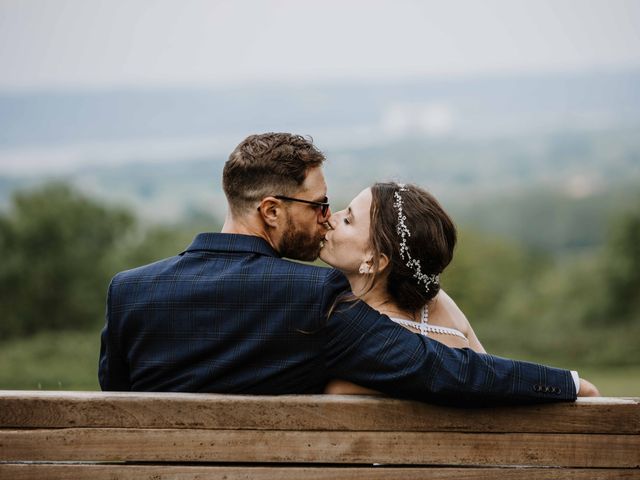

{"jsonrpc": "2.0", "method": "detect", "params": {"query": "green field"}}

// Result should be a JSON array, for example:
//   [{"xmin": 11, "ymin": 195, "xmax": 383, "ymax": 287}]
[
  {"xmin": 576, "ymin": 366, "xmax": 640, "ymax": 397},
  {"xmin": 0, "ymin": 330, "xmax": 101, "ymax": 390},
  {"xmin": 1, "ymin": 330, "xmax": 638, "ymax": 396}
]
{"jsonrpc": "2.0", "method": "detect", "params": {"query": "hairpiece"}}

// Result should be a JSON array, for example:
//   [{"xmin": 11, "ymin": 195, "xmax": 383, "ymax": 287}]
[{"xmin": 393, "ymin": 184, "xmax": 439, "ymax": 293}]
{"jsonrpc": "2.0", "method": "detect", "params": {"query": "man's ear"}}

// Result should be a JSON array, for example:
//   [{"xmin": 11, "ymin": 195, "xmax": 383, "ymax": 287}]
[{"xmin": 257, "ymin": 197, "xmax": 282, "ymax": 228}]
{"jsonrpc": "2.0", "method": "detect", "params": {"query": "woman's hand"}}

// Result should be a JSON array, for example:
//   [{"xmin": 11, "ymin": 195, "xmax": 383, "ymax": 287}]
[
  {"xmin": 324, "ymin": 379, "xmax": 380, "ymax": 395},
  {"xmin": 578, "ymin": 378, "xmax": 600, "ymax": 397}
]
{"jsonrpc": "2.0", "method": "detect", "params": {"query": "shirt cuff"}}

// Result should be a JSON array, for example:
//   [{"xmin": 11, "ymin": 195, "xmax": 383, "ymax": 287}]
[{"xmin": 570, "ymin": 370, "xmax": 580, "ymax": 394}]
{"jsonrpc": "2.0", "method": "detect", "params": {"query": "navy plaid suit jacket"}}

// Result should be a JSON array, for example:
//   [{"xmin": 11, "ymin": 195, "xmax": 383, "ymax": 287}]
[{"xmin": 100, "ymin": 233, "xmax": 576, "ymax": 405}]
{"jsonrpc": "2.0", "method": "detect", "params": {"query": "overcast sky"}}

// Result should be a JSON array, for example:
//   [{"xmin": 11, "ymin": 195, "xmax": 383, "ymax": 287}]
[{"xmin": 1, "ymin": 0, "xmax": 639, "ymax": 91}]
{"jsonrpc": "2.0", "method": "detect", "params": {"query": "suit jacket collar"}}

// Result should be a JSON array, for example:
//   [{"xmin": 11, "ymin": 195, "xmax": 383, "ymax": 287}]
[{"xmin": 182, "ymin": 233, "xmax": 280, "ymax": 258}]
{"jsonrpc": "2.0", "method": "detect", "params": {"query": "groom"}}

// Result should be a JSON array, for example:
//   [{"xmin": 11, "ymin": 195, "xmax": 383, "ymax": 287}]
[{"xmin": 99, "ymin": 132, "xmax": 598, "ymax": 404}]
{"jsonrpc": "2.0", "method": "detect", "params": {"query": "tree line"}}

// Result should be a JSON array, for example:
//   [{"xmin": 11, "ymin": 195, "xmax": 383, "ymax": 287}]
[{"xmin": 1, "ymin": 182, "xmax": 638, "ymax": 366}]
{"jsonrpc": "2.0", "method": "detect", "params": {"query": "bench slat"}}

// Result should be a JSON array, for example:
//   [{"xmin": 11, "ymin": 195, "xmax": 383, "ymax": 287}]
[
  {"xmin": 2, "ymin": 428, "xmax": 639, "ymax": 468},
  {"xmin": 1, "ymin": 391, "xmax": 637, "ymax": 434},
  {"xmin": 1, "ymin": 464, "xmax": 638, "ymax": 480}
]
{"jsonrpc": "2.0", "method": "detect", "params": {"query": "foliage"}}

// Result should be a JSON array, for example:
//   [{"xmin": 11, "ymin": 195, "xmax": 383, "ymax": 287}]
[
  {"xmin": 1, "ymin": 181, "xmax": 639, "ymax": 372},
  {"xmin": 0, "ymin": 183, "xmax": 134, "ymax": 338},
  {"xmin": 602, "ymin": 210, "xmax": 640, "ymax": 322},
  {"xmin": 0, "ymin": 182, "xmax": 219, "ymax": 340},
  {"xmin": 108, "ymin": 223, "xmax": 210, "ymax": 272},
  {"xmin": 446, "ymin": 186, "xmax": 640, "ymax": 255},
  {"xmin": 443, "ymin": 211, "xmax": 640, "ymax": 366},
  {"xmin": 442, "ymin": 230, "xmax": 548, "ymax": 326}
]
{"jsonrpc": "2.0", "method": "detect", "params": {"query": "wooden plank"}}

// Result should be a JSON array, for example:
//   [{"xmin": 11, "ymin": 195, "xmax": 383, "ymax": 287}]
[
  {"xmin": 1, "ymin": 391, "xmax": 637, "ymax": 434},
  {"xmin": 1, "ymin": 464, "xmax": 638, "ymax": 480},
  {"xmin": 2, "ymin": 428, "xmax": 639, "ymax": 467}
]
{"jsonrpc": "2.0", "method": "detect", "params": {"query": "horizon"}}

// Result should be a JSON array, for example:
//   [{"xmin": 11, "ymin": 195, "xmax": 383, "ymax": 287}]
[
  {"xmin": 1, "ymin": 68, "xmax": 639, "ymax": 176},
  {"xmin": 0, "ymin": 69, "xmax": 640, "ymax": 176},
  {"xmin": 1, "ymin": 0, "xmax": 638, "ymax": 196},
  {"xmin": 1, "ymin": 65, "xmax": 639, "ymax": 96}
]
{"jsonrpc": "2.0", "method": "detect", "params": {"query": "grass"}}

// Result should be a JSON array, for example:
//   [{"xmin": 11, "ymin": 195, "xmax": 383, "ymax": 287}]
[
  {"xmin": 1, "ymin": 330, "xmax": 639, "ymax": 396},
  {"xmin": 577, "ymin": 365, "xmax": 640, "ymax": 397},
  {"xmin": 0, "ymin": 329, "xmax": 101, "ymax": 390}
]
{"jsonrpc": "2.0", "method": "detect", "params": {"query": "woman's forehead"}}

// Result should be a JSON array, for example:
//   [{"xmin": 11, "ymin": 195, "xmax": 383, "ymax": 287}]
[{"xmin": 350, "ymin": 188, "xmax": 372, "ymax": 212}]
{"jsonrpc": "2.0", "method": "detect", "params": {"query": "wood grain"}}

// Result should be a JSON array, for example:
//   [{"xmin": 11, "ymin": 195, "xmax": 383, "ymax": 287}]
[
  {"xmin": 0, "ymin": 464, "xmax": 638, "ymax": 480},
  {"xmin": 1, "ymin": 391, "xmax": 637, "ymax": 434},
  {"xmin": 2, "ymin": 428, "xmax": 639, "ymax": 467}
]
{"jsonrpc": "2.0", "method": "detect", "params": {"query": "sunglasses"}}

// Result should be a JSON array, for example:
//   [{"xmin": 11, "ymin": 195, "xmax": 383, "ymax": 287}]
[{"xmin": 274, "ymin": 195, "xmax": 330, "ymax": 217}]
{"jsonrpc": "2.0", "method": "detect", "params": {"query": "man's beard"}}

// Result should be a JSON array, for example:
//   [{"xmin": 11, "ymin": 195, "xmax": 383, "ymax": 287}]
[{"xmin": 278, "ymin": 219, "xmax": 323, "ymax": 262}]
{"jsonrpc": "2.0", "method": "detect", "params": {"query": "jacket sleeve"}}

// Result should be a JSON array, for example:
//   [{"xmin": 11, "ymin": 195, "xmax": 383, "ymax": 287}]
[
  {"xmin": 98, "ymin": 278, "xmax": 131, "ymax": 391},
  {"xmin": 320, "ymin": 271, "xmax": 576, "ymax": 406}
]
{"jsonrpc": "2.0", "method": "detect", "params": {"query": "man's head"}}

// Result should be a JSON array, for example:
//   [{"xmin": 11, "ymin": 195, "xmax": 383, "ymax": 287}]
[{"xmin": 223, "ymin": 133, "xmax": 330, "ymax": 261}]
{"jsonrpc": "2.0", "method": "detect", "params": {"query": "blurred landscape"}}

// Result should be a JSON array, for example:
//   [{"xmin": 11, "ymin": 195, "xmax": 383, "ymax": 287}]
[{"xmin": 1, "ymin": 70, "xmax": 639, "ymax": 394}]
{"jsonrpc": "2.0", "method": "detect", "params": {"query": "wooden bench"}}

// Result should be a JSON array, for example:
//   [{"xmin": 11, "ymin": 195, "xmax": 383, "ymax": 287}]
[{"xmin": 0, "ymin": 391, "xmax": 638, "ymax": 479}]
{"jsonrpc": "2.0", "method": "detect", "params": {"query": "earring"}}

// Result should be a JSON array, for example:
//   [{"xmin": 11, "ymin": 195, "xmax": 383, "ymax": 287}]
[{"xmin": 359, "ymin": 264, "xmax": 370, "ymax": 275}]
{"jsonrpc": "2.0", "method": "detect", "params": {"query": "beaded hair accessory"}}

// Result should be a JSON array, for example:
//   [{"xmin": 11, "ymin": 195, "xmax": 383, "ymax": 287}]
[{"xmin": 393, "ymin": 184, "xmax": 440, "ymax": 293}]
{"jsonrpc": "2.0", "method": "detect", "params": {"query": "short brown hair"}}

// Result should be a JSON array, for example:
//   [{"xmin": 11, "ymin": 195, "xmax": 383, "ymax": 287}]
[
  {"xmin": 223, "ymin": 133, "xmax": 325, "ymax": 215},
  {"xmin": 369, "ymin": 182, "xmax": 457, "ymax": 311}
]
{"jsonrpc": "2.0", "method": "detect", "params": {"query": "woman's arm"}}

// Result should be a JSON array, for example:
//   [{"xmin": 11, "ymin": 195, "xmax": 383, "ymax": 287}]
[{"xmin": 324, "ymin": 379, "xmax": 381, "ymax": 395}]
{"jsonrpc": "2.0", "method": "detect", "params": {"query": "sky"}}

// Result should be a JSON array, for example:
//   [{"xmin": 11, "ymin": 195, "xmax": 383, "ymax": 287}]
[{"xmin": 1, "ymin": 0, "xmax": 639, "ymax": 91}]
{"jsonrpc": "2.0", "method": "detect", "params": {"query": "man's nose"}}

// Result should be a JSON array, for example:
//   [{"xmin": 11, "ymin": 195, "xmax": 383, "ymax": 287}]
[
  {"xmin": 320, "ymin": 212, "xmax": 333, "ymax": 230},
  {"xmin": 319, "ymin": 206, "xmax": 332, "ymax": 223},
  {"xmin": 325, "ymin": 213, "xmax": 336, "ymax": 230}
]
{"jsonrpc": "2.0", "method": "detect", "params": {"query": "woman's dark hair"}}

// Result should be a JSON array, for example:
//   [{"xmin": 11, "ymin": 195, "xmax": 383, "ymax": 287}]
[{"xmin": 369, "ymin": 182, "xmax": 457, "ymax": 312}]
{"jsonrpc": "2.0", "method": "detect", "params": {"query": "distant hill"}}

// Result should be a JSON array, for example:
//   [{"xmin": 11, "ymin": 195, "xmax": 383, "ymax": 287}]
[
  {"xmin": 1, "ymin": 127, "xmax": 639, "ymax": 257},
  {"xmin": 1, "ymin": 69, "xmax": 639, "ymax": 150},
  {"xmin": 1, "ymin": 70, "xmax": 639, "ymax": 254}
]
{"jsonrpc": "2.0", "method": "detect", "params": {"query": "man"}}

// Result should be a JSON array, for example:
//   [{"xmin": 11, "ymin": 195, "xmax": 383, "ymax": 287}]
[{"xmin": 99, "ymin": 132, "xmax": 598, "ymax": 404}]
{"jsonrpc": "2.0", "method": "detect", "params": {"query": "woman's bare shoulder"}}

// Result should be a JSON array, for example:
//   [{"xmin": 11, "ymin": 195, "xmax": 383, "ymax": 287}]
[
  {"xmin": 429, "ymin": 290, "xmax": 486, "ymax": 353},
  {"xmin": 429, "ymin": 290, "xmax": 470, "ymax": 334}
]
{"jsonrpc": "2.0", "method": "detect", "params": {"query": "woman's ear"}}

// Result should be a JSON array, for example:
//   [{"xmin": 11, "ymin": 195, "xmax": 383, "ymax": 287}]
[
  {"xmin": 377, "ymin": 253, "xmax": 390, "ymax": 274},
  {"xmin": 257, "ymin": 197, "xmax": 282, "ymax": 228},
  {"xmin": 362, "ymin": 252, "xmax": 390, "ymax": 275}
]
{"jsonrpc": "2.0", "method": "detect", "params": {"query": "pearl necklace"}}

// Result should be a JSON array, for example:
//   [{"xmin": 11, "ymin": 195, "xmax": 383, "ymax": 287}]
[
  {"xmin": 420, "ymin": 304, "xmax": 429, "ymax": 336},
  {"xmin": 386, "ymin": 305, "xmax": 429, "ymax": 336},
  {"xmin": 388, "ymin": 305, "xmax": 467, "ymax": 339}
]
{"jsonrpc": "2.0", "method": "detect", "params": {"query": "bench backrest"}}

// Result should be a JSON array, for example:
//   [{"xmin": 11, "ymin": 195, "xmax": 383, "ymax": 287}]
[{"xmin": 1, "ymin": 391, "xmax": 638, "ymax": 479}]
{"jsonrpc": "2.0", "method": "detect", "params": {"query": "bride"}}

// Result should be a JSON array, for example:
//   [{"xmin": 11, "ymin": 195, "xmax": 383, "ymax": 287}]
[{"xmin": 320, "ymin": 182, "xmax": 485, "ymax": 394}]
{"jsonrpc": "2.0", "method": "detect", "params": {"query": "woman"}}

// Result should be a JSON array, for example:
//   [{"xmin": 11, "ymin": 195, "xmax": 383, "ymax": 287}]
[{"xmin": 320, "ymin": 182, "xmax": 484, "ymax": 394}]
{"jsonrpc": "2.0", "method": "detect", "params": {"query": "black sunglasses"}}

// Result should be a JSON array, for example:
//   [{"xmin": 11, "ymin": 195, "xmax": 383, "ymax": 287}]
[{"xmin": 274, "ymin": 195, "xmax": 330, "ymax": 217}]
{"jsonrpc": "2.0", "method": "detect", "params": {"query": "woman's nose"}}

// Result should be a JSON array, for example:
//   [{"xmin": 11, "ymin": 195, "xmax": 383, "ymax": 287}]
[{"xmin": 325, "ymin": 213, "xmax": 337, "ymax": 230}]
